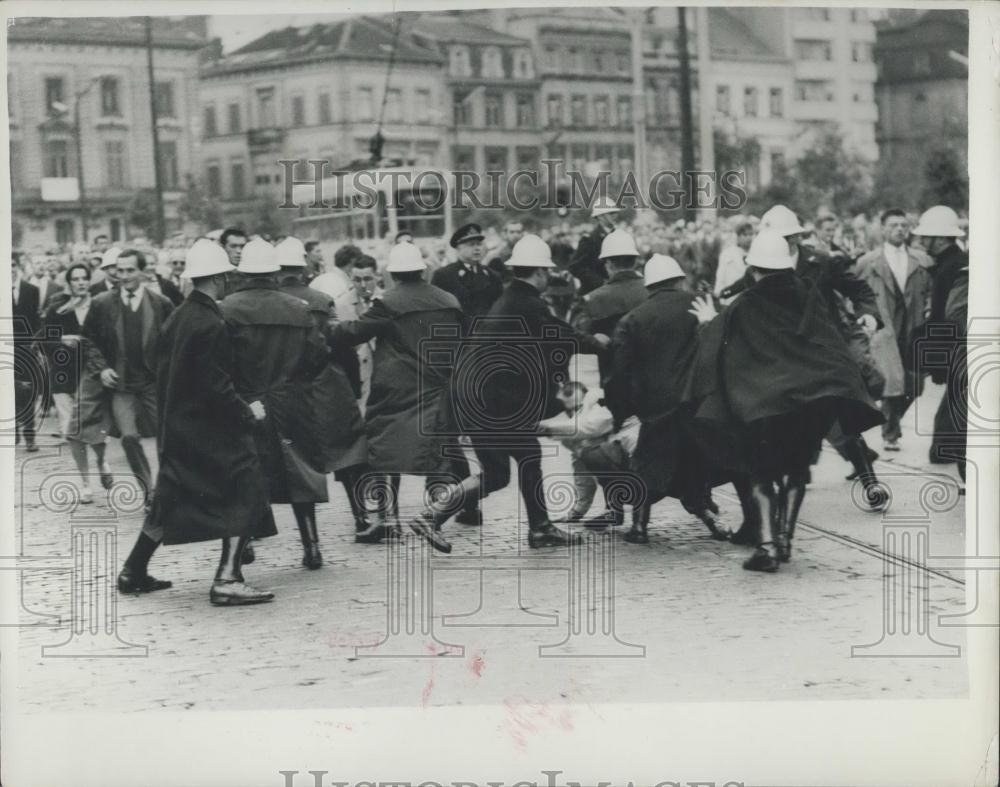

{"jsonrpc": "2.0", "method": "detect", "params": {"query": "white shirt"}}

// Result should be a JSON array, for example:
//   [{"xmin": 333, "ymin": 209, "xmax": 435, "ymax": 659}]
[
  {"xmin": 883, "ymin": 242, "xmax": 909, "ymax": 293},
  {"xmin": 714, "ymin": 244, "xmax": 748, "ymax": 297},
  {"xmin": 120, "ymin": 283, "xmax": 146, "ymax": 312},
  {"xmin": 12, "ymin": 272, "xmax": 21, "ymax": 306}
]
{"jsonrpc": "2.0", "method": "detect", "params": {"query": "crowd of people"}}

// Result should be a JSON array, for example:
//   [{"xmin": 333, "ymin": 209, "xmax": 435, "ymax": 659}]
[{"xmin": 10, "ymin": 198, "xmax": 969, "ymax": 604}]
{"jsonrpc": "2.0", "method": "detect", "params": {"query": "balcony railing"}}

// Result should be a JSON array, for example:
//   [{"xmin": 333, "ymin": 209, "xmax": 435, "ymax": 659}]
[{"xmin": 247, "ymin": 127, "xmax": 286, "ymax": 151}]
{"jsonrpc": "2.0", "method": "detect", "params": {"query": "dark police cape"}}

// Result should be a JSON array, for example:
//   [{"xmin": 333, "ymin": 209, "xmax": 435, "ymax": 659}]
[
  {"xmin": 152, "ymin": 290, "xmax": 277, "ymax": 545},
  {"xmin": 684, "ymin": 271, "xmax": 883, "ymax": 477}
]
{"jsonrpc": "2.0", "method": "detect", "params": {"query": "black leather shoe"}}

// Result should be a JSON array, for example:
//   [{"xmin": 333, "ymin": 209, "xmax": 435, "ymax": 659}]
[
  {"xmin": 210, "ymin": 580, "xmax": 274, "ymax": 606},
  {"xmin": 241, "ymin": 543, "xmax": 256, "ymax": 564},
  {"xmin": 528, "ymin": 522, "xmax": 580, "ymax": 549},
  {"xmin": 26, "ymin": 443, "xmax": 39, "ymax": 453},
  {"xmin": 696, "ymin": 509, "xmax": 730, "ymax": 541},
  {"xmin": 622, "ymin": 526, "xmax": 649, "ymax": 544},
  {"xmin": 454, "ymin": 508, "xmax": 482, "ymax": 527},
  {"xmin": 355, "ymin": 522, "xmax": 386, "ymax": 543},
  {"xmin": 302, "ymin": 543, "xmax": 322, "ymax": 569},
  {"xmin": 743, "ymin": 547, "xmax": 779, "ymax": 573},
  {"xmin": 408, "ymin": 512, "xmax": 452, "ymax": 553},
  {"xmin": 117, "ymin": 568, "xmax": 172, "ymax": 594}
]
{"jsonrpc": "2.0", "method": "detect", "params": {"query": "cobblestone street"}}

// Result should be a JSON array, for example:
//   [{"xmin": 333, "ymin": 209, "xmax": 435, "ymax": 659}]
[{"xmin": 10, "ymin": 377, "xmax": 969, "ymax": 713}]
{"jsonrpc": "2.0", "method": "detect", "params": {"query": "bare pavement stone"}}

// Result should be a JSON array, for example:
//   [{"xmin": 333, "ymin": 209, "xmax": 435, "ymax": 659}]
[{"xmin": 10, "ymin": 382, "xmax": 968, "ymax": 713}]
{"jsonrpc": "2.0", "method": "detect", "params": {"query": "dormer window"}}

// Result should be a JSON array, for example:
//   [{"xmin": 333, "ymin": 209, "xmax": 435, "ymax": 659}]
[
  {"xmin": 450, "ymin": 45, "xmax": 472, "ymax": 78},
  {"xmin": 482, "ymin": 47, "xmax": 504, "ymax": 78}
]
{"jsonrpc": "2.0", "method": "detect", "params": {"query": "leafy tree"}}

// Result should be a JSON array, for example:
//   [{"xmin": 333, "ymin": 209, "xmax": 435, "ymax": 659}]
[
  {"xmin": 792, "ymin": 127, "xmax": 872, "ymax": 219},
  {"xmin": 177, "ymin": 174, "xmax": 223, "ymax": 231},
  {"xmin": 250, "ymin": 194, "xmax": 292, "ymax": 240},
  {"xmin": 922, "ymin": 146, "xmax": 968, "ymax": 211},
  {"xmin": 126, "ymin": 189, "xmax": 159, "ymax": 240}
]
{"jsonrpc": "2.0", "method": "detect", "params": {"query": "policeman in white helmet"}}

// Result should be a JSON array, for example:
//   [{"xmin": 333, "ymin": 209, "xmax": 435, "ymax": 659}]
[
  {"xmin": 117, "ymin": 238, "xmax": 277, "ymax": 606},
  {"xmin": 330, "ymin": 242, "xmax": 468, "ymax": 550},
  {"xmin": 577, "ymin": 228, "xmax": 647, "ymax": 381},
  {"xmin": 569, "ymin": 195, "xmax": 624, "ymax": 294},
  {"xmin": 604, "ymin": 253, "xmax": 727, "ymax": 544},
  {"xmin": 911, "ymin": 205, "xmax": 969, "ymax": 468}
]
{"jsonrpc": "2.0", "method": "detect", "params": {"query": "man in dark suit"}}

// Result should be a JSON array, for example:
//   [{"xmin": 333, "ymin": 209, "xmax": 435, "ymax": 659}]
[
  {"xmin": 432, "ymin": 223, "xmax": 503, "ymax": 317},
  {"xmin": 408, "ymin": 234, "xmax": 608, "ymax": 551},
  {"xmin": 90, "ymin": 248, "xmax": 121, "ymax": 296},
  {"xmin": 12, "ymin": 254, "xmax": 41, "ymax": 451},
  {"xmin": 82, "ymin": 249, "xmax": 174, "ymax": 506},
  {"xmin": 430, "ymin": 223, "xmax": 504, "ymax": 526}
]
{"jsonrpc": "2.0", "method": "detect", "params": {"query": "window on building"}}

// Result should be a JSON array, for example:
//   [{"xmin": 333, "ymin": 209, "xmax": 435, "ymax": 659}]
[
  {"xmin": 155, "ymin": 82, "xmax": 176, "ymax": 118},
  {"xmin": 566, "ymin": 47, "xmax": 583, "ymax": 73},
  {"xmin": 594, "ymin": 95, "xmax": 611, "ymax": 126},
  {"xmin": 743, "ymin": 86, "xmax": 758, "ymax": 117},
  {"xmin": 160, "ymin": 140, "xmax": 179, "ymax": 189},
  {"xmin": 852, "ymin": 42, "xmax": 873, "ymax": 63},
  {"xmin": 231, "ymin": 159, "xmax": 246, "ymax": 199},
  {"xmin": 385, "ymin": 88, "xmax": 402, "ymax": 123},
  {"xmin": 913, "ymin": 52, "xmax": 931, "ymax": 75},
  {"xmin": 798, "ymin": 8, "xmax": 830, "ymax": 22},
  {"xmin": 617, "ymin": 52, "xmax": 630, "ymax": 74},
  {"xmin": 570, "ymin": 144, "xmax": 589, "ymax": 171},
  {"xmin": 100, "ymin": 77, "xmax": 121, "ymax": 117},
  {"xmin": 228, "ymin": 103, "xmax": 242, "ymax": 133},
  {"xmin": 547, "ymin": 94, "xmax": 563, "ymax": 128},
  {"xmin": 542, "ymin": 46, "xmax": 559, "ymax": 72},
  {"xmin": 513, "ymin": 50, "xmax": 533, "ymax": 79},
  {"xmin": 206, "ymin": 163, "xmax": 222, "ymax": 197},
  {"xmin": 716, "ymin": 84, "xmax": 731, "ymax": 115},
  {"xmin": 453, "ymin": 91, "xmax": 472, "ymax": 126},
  {"xmin": 617, "ymin": 96, "xmax": 632, "ymax": 127},
  {"xmin": 256, "ymin": 87, "xmax": 276, "ymax": 127},
  {"xmin": 452, "ymin": 145, "xmax": 475, "ymax": 171},
  {"xmin": 484, "ymin": 146, "xmax": 508, "ymax": 172},
  {"xmin": 516, "ymin": 146, "xmax": 539, "ymax": 172},
  {"xmin": 852, "ymin": 81, "xmax": 872, "ymax": 103},
  {"xmin": 593, "ymin": 51, "xmax": 605, "ymax": 72},
  {"xmin": 104, "ymin": 140, "xmax": 126, "ymax": 188},
  {"xmin": 769, "ymin": 87, "xmax": 783, "ymax": 117},
  {"xmin": 570, "ymin": 94, "xmax": 587, "ymax": 125},
  {"xmin": 482, "ymin": 47, "xmax": 504, "ymax": 78},
  {"xmin": 291, "ymin": 94, "xmax": 306, "ymax": 126},
  {"xmin": 516, "ymin": 93, "xmax": 535, "ymax": 127},
  {"xmin": 849, "ymin": 9, "xmax": 868, "ymax": 23},
  {"xmin": 616, "ymin": 144, "xmax": 634, "ymax": 178},
  {"xmin": 55, "ymin": 219, "xmax": 75, "ymax": 246},
  {"xmin": 484, "ymin": 92, "xmax": 503, "ymax": 127},
  {"xmin": 45, "ymin": 77, "xmax": 65, "ymax": 115},
  {"xmin": 415, "ymin": 89, "xmax": 431, "ymax": 123},
  {"xmin": 450, "ymin": 46, "xmax": 471, "ymax": 77},
  {"xmin": 795, "ymin": 39, "xmax": 833, "ymax": 61},
  {"xmin": 318, "ymin": 92, "xmax": 332, "ymax": 124},
  {"xmin": 43, "ymin": 139, "xmax": 69, "ymax": 177},
  {"xmin": 356, "ymin": 87, "xmax": 374, "ymax": 121},
  {"xmin": 795, "ymin": 80, "xmax": 834, "ymax": 102},
  {"xmin": 593, "ymin": 144, "xmax": 613, "ymax": 169},
  {"xmin": 203, "ymin": 105, "xmax": 217, "ymax": 137},
  {"xmin": 771, "ymin": 150, "xmax": 785, "ymax": 174}
]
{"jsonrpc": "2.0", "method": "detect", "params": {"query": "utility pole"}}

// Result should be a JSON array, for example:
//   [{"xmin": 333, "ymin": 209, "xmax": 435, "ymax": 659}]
[
  {"xmin": 145, "ymin": 17, "xmax": 166, "ymax": 244},
  {"xmin": 630, "ymin": 12, "xmax": 647, "ymax": 196},
  {"xmin": 696, "ymin": 6, "xmax": 716, "ymax": 220},
  {"xmin": 677, "ymin": 6, "xmax": 696, "ymax": 221},
  {"xmin": 74, "ymin": 91, "xmax": 89, "ymax": 243}
]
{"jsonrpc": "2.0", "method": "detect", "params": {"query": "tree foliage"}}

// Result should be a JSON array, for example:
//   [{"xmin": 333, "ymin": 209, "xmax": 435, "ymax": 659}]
[
  {"xmin": 177, "ymin": 174, "xmax": 223, "ymax": 232},
  {"xmin": 126, "ymin": 189, "xmax": 159, "ymax": 240}
]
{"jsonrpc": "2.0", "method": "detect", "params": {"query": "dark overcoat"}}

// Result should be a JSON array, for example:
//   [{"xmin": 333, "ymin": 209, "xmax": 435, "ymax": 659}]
[
  {"xmin": 331, "ymin": 280, "xmax": 464, "ymax": 475},
  {"xmin": 151, "ymin": 290, "xmax": 277, "ymax": 545},
  {"xmin": 471, "ymin": 278, "xmax": 604, "ymax": 430},
  {"xmin": 279, "ymin": 275, "xmax": 368, "ymax": 472},
  {"xmin": 686, "ymin": 271, "xmax": 883, "ymax": 477},
  {"xmin": 41, "ymin": 294, "xmax": 87, "ymax": 395},
  {"xmin": 80, "ymin": 287, "xmax": 174, "ymax": 438},
  {"xmin": 221, "ymin": 278, "xmax": 331, "ymax": 503},
  {"xmin": 568, "ymin": 227, "xmax": 609, "ymax": 295},
  {"xmin": 431, "ymin": 261, "xmax": 503, "ymax": 317},
  {"xmin": 577, "ymin": 269, "xmax": 648, "ymax": 382}
]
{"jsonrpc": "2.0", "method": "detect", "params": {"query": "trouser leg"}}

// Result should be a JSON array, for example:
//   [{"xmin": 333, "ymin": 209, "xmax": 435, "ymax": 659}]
[
  {"xmin": 112, "ymin": 392, "xmax": 152, "ymax": 500},
  {"xmin": 513, "ymin": 441, "xmax": 548, "ymax": 530}
]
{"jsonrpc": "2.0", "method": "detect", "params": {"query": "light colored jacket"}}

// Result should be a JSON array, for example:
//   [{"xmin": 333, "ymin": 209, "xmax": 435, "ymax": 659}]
[{"xmin": 855, "ymin": 245, "xmax": 933, "ymax": 397}]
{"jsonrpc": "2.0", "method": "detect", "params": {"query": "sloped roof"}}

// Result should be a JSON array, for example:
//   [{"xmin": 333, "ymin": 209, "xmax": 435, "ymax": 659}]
[
  {"xmin": 7, "ymin": 16, "xmax": 206, "ymax": 49},
  {"xmin": 405, "ymin": 14, "xmax": 530, "ymax": 46},
  {"xmin": 225, "ymin": 15, "xmax": 442, "ymax": 68},
  {"xmin": 875, "ymin": 9, "xmax": 968, "ymax": 51},
  {"xmin": 708, "ymin": 8, "xmax": 783, "ymax": 61}
]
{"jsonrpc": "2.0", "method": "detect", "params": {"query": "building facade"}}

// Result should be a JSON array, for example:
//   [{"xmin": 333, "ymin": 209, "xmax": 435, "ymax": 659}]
[
  {"xmin": 7, "ymin": 17, "xmax": 206, "ymax": 249},
  {"xmin": 197, "ymin": 16, "xmax": 446, "ymax": 227},
  {"xmin": 874, "ymin": 10, "xmax": 968, "ymax": 168}
]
